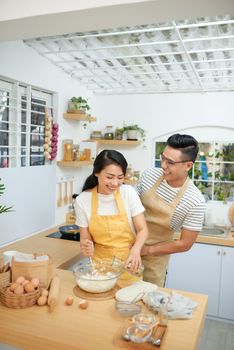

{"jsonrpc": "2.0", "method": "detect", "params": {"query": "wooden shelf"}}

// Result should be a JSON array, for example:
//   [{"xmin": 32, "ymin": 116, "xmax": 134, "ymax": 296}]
[
  {"xmin": 83, "ymin": 139, "xmax": 141, "ymax": 146},
  {"xmin": 124, "ymin": 178, "xmax": 138, "ymax": 185},
  {"xmin": 63, "ymin": 113, "xmax": 96, "ymax": 122},
  {"xmin": 57, "ymin": 160, "xmax": 93, "ymax": 167}
]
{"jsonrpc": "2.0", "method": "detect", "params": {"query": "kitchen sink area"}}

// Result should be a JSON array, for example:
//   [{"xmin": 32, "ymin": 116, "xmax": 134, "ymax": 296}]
[{"xmin": 200, "ymin": 226, "xmax": 229, "ymax": 237}]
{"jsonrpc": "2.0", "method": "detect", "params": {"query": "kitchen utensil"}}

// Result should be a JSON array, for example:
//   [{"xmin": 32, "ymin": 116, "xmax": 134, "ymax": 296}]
[
  {"xmin": 88, "ymin": 256, "xmax": 97, "ymax": 275},
  {"xmin": 133, "ymin": 313, "xmax": 156, "ymax": 327},
  {"xmin": 64, "ymin": 181, "xmax": 69, "ymax": 205},
  {"xmin": 57, "ymin": 183, "xmax": 63, "ymax": 207},
  {"xmin": 69, "ymin": 180, "xmax": 73, "ymax": 204},
  {"xmin": 59, "ymin": 225, "xmax": 79, "ymax": 234},
  {"xmin": 115, "ymin": 291, "xmax": 144, "ymax": 317},
  {"xmin": 115, "ymin": 300, "xmax": 142, "ymax": 317},
  {"xmin": 149, "ymin": 324, "xmax": 167, "ymax": 346},
  {"xmin": 73, "ymin": 284, "xmax": 119, "ymax": 300},
  {"xmin": 73, "ymin": 257, "xmax": 122, "ymax": 293},
  {"xmin": 125, "ymin": 323, "xmax": 152, "ymax": 344}
]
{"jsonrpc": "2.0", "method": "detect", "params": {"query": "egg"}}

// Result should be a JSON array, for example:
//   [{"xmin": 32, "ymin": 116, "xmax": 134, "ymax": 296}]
[
  {"xmin": 37, "ymin": 295, "xmax": 47, "ymax": 306},
  {"xmin": 41, "ymin": 288, "xmax": 49, "ymax": 297},
  {"xmin": 65, "ymin": 296, "xmax": 74, "ymax": 305},
  {"xmin": 14, "ymin": 285, "xmax": 24, "ymax": 295},
  {"xmin": 31, "ymin": 277, "xmax": 40, "ymax": 288},
  {"xmin": 22, "ymin": 279, "xmax": 30, "ymax": 286},
  {"xmin": 16, "ymin": 276, "xmax": 25, "ymax": 284},
  {"xmin": 79, "ymin": 299, "xmax": 89, "ymax": 309},
  {"xmin": 24, "ymin": 282, "xmax": 35, "ymax": 293},
  {"xmin": 10, "ymin": 282, "xmax": 20, "ymax": 292}
]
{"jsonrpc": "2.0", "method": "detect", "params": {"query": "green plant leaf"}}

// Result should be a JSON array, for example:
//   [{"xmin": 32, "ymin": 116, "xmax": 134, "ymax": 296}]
[
  {"xmin": 0, "ymin": 178, "xmax": 13, "ymax": 214},
  {"xmin": 0, "ymin": 205, "xmax": 13, "ymax": 214}
]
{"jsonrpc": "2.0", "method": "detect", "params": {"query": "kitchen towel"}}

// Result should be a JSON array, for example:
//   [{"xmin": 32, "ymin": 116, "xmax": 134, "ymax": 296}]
[{"xmin": 143, "ymin": 290, "xmax": 198, "ymax": 319}]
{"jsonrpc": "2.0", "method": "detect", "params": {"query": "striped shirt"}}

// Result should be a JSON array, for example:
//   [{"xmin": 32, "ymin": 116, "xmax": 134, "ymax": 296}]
[{"xmin": 136, "ymin": 168, "xmax": 206, "ymax": 232}]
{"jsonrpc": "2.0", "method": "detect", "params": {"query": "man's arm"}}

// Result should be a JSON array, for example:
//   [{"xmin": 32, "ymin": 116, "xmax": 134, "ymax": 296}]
[{"xmin": 141, "ymin": 228, "xmax": 198, "ymax": 256}]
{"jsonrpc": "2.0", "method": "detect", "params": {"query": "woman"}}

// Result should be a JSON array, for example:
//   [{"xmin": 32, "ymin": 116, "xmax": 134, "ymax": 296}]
[{"xmin": 75, "ymin": 149, "xmax": 148, "ymax": 286}]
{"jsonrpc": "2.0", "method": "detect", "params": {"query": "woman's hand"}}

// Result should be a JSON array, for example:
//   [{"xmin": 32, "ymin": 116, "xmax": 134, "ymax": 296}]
[
  {"xmin": 80, "ymin": 239, "xmax": 94, "ymax": 256},
  {"xmin": 124, "ymin": 244, "xmax": 142, "ymax": 273}
]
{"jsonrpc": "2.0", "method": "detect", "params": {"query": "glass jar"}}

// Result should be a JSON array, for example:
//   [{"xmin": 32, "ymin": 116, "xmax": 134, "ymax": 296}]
[
  {"xmin": 90, "ymin": 131, "xmax": 102, "ymax": 140},
  {"xmin": 115, "ymin": 128, "xmax": 123, "ymax": 140},
  {"xmin": 104, "ymin": 126, "xmax": 114, "ymax": 140},
  {"xmin": 72, "ymin": 144, "xmax": 79, "ymax": 161},
  {"xmin": 63, "ymin": 139, "xmax": 73, "ymax": 161}
]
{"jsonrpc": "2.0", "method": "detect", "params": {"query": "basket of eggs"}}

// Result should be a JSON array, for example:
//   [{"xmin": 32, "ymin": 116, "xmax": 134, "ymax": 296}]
[{"xmin": 0, "ymin": 276, "xmax": 40, "ymax": 308}]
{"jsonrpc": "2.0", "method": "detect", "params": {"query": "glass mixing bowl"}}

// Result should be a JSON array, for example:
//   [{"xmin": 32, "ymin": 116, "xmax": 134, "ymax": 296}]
[{"xmin": 73, "ymin": 257, "xmax": 122, "ymax": 293}]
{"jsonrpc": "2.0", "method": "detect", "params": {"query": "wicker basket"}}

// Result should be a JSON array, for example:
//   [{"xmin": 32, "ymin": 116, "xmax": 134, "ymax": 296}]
[
  {"xmin": 0, "ymin": 270, "xmax": 11, "ymax": 289},
  {"xmin": 0, "ymin": 285, "xmax": 40, "ymax": 308}
]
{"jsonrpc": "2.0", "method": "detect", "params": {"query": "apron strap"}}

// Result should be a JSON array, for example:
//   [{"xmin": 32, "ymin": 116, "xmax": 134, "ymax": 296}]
[
  {"xmin": 91, "ymin": 187, "xmax": 125, "ymax": 216},
  {"xmin": 152, "ymin": 175, "xmax": 190, "ymax": 208}
]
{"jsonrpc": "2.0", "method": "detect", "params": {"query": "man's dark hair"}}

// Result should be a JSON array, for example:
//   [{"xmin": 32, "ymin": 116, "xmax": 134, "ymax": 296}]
[{"xmin": 166, "ymin": 134, "xmax": 199, "ymax": 162}]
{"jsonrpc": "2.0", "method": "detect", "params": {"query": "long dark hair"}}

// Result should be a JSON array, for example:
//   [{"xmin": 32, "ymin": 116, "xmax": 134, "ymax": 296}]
[{"xmin": 82, "ymin": 149, "xmax": 128, "ymax": 191}]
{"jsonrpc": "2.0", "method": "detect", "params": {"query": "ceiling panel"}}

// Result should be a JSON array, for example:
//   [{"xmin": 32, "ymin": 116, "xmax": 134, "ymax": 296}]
[{"xmin": 24, "ymin": 14, "xmax": 234, "ymax": 94}]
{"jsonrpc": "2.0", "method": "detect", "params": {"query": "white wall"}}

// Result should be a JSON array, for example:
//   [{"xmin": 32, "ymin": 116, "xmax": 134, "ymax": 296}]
[
  {"xmin": 0, "ymin": 40, "xmax": 234, "ymax": 246},
  {"xmin": 0, "ymin": 40, "xmax": 94, "ymax": 245},
  {"xmin": 91, "ymin": 93, "xmax": 234, "ymax": 172}
]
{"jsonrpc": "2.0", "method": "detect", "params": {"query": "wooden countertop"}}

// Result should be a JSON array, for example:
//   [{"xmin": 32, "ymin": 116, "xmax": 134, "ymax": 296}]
[
  {"xmin": 0, "ymin": 226, "xmax": 208, "ymax": 350},
  {"xmin": 174, "ymin": 229, "xmax": 234, "ymax": 247}
]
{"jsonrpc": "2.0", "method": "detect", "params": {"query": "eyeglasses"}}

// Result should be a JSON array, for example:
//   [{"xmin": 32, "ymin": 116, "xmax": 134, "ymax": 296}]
[{"xmin": 160, "ymin": 153, "xmax": 192, "ymax": 166}]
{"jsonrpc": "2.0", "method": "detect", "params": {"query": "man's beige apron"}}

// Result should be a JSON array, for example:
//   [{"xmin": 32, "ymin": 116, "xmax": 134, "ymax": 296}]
[
  {"xmin": 141, "ymin": 176, "xmax": 190, "ymax": 287},
  {"xmin": 89, "ymin": 186, "xmax": 141, "ymax": 287}
]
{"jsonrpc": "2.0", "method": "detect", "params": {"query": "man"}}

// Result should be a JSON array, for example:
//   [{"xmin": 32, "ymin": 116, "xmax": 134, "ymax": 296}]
[{"xmin": 136, "ymin": 133, "xmax": 206, "ymax": 287}]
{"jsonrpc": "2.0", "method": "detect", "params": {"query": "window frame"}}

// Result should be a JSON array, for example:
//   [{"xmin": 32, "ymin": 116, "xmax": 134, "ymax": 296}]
[
  {"xmin": 155, "ymin": 140, "xmax": 234, "ymax": 201},
  {"xmin": 0, "ymin": 76, "xmax": 56, "ymax": 168}
]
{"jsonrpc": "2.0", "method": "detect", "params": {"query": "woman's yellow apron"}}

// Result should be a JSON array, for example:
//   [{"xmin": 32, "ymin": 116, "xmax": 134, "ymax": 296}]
[
  {"xmin": 141, "ymin": 176, "xmax": 190, "ymax": 287},
  {"xmin": 89, "ymin": 186, "xmax": 141, "ymax": 287}
]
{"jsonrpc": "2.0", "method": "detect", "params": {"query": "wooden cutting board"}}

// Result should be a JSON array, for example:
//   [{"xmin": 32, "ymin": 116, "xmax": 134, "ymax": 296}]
[
  {"xmin": 73, "ymin": 285, "xmax": 119, "ymax": 301},
  {"xmin": 113, "ymin": 323, "xmax": 163, "ymax": 350}
]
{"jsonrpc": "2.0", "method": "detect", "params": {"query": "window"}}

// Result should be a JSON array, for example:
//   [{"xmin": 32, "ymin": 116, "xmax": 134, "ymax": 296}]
[
  {"xmin": 0, "ymin": 76, "xmax": 56, "ymax": 168},
  {"xmin": 155, "ymin": 141, "xmax": 234, "ymax": 201}
]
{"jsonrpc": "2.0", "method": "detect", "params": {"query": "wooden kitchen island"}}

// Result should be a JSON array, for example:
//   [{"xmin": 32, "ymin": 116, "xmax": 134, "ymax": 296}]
[{"xmin": 0, "ymin": 226, "xmax": 208, "ymax": 350}]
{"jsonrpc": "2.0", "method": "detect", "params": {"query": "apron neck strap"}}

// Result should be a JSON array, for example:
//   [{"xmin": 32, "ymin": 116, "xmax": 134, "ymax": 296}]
[
  {"xmin": 91, "ymin": 186, "xmax": 124, "ymax": 215},
  {"xmin": 152, "ymin": 175, "xmax": 190, "ymax": 206}
]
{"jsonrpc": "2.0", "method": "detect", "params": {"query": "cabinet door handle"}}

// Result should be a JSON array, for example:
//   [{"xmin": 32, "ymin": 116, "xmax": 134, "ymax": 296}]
[
  {"xmin": 223, "ymin": 251, "xmax": 226, "ymax": 256},
  {"xmin": 217, "ymin": 250, "xmax": 221, "ymax": 255}
]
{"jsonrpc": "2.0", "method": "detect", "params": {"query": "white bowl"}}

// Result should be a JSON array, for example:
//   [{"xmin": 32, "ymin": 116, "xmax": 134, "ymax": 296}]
[{"xmin": 73, "ymin": 257, "xmax": 122, "ymax": 293}]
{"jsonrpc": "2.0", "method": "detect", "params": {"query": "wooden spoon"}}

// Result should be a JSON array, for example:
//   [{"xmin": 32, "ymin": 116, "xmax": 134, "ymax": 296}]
[
  {"xmin": 69, "ymin": 180, "xmax": 73, "ymax": 204},
  {"xmin": 57, "ymin": 183, "xmax": 63, "ymax": 207},
  {"xmin": 64, "ymin": 182, "xmax": 69, "ymax": 205}
]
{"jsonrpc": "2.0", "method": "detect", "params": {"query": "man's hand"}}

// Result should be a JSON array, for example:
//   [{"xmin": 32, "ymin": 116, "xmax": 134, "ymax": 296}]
[{"xmin": 140, "ymin": 244, "xmax": 150, "ymax": 256}]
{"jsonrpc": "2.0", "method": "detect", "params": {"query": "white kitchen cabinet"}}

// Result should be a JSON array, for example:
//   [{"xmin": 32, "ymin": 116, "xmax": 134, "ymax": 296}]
[
  {"xmin": 166, "ymin": 243, "xmax": 234, "ymax": 320},
  {"xmin": 218, "ymin": 246, "xmax": 234, "ymax": 320}
]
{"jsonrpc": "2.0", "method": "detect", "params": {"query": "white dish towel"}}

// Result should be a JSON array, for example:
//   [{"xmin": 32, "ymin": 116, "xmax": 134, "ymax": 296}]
[{"xmin": 143, "ymin": 290, "xmax": 198, "ymax": 319}]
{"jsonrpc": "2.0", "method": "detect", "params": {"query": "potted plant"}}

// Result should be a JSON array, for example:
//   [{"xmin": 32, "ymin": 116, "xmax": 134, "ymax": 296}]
[
  {"xmin": 67, "ymin": 96, "xmax": 91, "ymax": 114},
  {"xmin": 0, "ymin": 178, "xmax": 13, "ymax": 214},
  {"xmin": 119, "ymin": 124, "xmax": 146, "ymax": 141}
]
